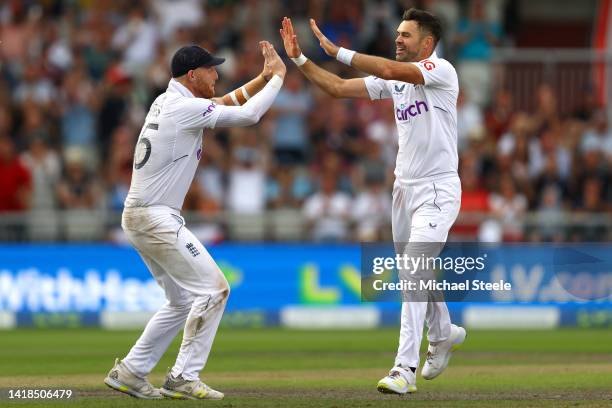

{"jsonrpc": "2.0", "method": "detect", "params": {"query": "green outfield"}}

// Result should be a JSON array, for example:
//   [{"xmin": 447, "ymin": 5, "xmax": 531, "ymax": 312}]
[{"xmin": 1, "ymin": 327, "xmax": 611, "ymax": 407}]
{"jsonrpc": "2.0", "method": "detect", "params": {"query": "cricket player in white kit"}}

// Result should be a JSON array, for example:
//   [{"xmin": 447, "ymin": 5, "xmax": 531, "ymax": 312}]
[
  {"xmin": 280, "ymin": 9, "xmax": 466, "ymax": 394},
  {"xmin": 103, "ymin": 42, "xmax": 286, "ymax": 400}
]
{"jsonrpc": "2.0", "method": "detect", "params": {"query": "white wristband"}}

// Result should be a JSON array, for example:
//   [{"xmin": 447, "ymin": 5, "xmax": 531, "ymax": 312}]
[
  {"xmin": 290, "ymin": 53, "xmax": 308, "ymax": 66},
  {"xmin": 241, "ymin": 86, "xmax": 251, "ymax": 100},
  {"xmin": 336, "ymin": 47, "xmax": 356, "ymax": 66},
  {"xmin": 229, "ymin": 91, "xmax": 239, "ymax": 106}
]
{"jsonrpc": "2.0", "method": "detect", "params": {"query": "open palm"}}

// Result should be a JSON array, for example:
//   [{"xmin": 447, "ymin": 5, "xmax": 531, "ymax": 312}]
[{"xmin": 280, "ymin": 17, "xmax": 302, "ymax": 58}]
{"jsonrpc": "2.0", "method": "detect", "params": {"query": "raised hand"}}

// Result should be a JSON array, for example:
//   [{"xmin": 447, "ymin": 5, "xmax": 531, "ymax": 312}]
[
  {"xmin": 309, "ymin": 18, "xmax": 339, "ymax": 58},
  {"xmin": 260, "ymin": 40, "xmax": 286, "ymax": 79},
  {"xmin": 280, "ymin": 17, "xmax": 302, "ymax": 58}
]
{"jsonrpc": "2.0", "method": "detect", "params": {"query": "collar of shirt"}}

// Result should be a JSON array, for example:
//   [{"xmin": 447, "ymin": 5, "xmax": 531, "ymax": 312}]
[
  {"xmin": 418, "ymin": 51, "xmax": 438, "ymax": 62},
  {"xmin": 167, "ymin": 78, "xmax": 195, "ymax": 98}
]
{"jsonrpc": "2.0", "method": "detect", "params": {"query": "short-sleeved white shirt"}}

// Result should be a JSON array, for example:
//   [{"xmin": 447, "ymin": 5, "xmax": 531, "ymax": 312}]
[
  {"xmin": 124, "ymin": 79, "xmax": 221, "ymax": 210},
  {"xmin": 363, "ymin": 52, "xmax": 459, "ymax": 184}
]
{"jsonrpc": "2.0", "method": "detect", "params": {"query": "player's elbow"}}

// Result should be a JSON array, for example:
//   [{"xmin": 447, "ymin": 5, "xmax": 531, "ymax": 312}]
[
  {"xmin": 379, "ymin": 66, "xmax": 395, "ymax": 81},
  {"xmin": 327, "ymin": 82, "xmax": 346, "ymax": 98},
  {"xmin": 240, "ymin": 107, "xmax": 262, "ymax": 126},
  {"xmin": 244, "ymin": 115, "xmax": 260, "ymax": 126}
]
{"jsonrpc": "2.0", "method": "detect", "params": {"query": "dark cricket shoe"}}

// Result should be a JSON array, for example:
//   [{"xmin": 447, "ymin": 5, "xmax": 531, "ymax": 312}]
[
  {"xmin": 160, "ymin": 373, "xmax": 224, "ymax": 400},
  {"xmin": 104, "ymin": 358, "xmax": 162, "ymax": 399}
]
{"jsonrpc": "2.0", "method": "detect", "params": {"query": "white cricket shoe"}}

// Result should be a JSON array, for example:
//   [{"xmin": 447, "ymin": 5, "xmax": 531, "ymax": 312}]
[
  {"xmin": 104, "ymin": 358, "xmax": 162, "ymax": 399},
  {"xmin": 160, "ymin": 373, "xmax": 224, "ymax": 400},
  {"xmin": 421, "ymin": 324, "xmax": 466, "ymax": 380},
  {"xmin": 377, "ymin": 367, "xmax": 417, "ymax": 394}
]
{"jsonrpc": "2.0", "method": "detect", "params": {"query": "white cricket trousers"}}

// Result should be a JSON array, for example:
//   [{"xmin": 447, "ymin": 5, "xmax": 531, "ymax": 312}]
[
  {"xmin": 120, "ymin": 206, "xmax": 230, "ymax": 381},
  {"xmin": 391, "ymin": 174, "xmax": 461, "ymax": 369}
]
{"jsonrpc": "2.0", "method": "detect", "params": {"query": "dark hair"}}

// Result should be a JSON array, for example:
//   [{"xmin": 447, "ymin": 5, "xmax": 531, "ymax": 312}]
[{"xmin": 402, "ymin": 8, "xmax": 442, "ymax": 46}]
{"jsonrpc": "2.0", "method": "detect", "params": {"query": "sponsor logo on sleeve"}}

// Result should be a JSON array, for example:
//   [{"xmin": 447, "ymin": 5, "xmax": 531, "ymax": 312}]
[
  {"xmin": 203, "ymin": 103, "xmax": 216, "ymax": 117},
  {"xmin": 420, "ymin": 60, "xmax": 435, "ymax": 71}
]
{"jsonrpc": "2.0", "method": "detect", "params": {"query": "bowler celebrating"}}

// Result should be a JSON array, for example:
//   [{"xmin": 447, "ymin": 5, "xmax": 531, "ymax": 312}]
[
  {"xmin": 103, "ymin": 42, "xmax": 286, "ymax": 400},
  {"xmin": 280, "ymin": 9, "xmax": 465, "ymax": 394}
]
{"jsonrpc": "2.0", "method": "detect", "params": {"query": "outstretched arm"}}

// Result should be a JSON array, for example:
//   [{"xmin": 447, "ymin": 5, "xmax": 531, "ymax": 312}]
[
  {"xmin": 212, "ymin": 42, "xmax": 275, "ymax": 106},
  {"xmin": 308, "ymin": 18, "xmax": 424, "ymax": 85},
  {"xmin": 280, "ymin": 17, "xmax": 369, "ymax": 99},
  {"xmin": 214, "ymin": 41, "xmax": 286, "ymax": 127}
]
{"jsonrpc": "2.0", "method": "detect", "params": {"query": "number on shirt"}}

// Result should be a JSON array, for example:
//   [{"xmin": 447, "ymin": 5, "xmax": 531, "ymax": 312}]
[{"xmin": 134, "ymin": 123, "xmax": 157, "ymax": 169}]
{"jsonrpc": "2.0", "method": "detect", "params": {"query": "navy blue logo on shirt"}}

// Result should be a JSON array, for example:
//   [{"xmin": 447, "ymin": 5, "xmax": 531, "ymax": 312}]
[
  {"xmin": 203, "ymin": 103, "xmax": 216, "ymax": 117},
  {"xmin": 186, "ymin": 242, "xmax": 200, "ymax": 257},
  {"xmin": 394, "ymin": 84, "xmax": 406, "ymax": 93}
]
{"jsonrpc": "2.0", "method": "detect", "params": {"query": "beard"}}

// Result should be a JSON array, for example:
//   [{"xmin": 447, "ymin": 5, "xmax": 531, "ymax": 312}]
[{"xmin": 395, "ymin": 49, "xmax": 418, "ymax": 62}]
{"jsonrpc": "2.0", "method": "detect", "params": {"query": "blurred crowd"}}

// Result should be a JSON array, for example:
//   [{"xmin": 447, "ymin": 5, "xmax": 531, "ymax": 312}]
[{"xmin": 0, "ymin": 0, "xmax": 610, "ymax": 242}]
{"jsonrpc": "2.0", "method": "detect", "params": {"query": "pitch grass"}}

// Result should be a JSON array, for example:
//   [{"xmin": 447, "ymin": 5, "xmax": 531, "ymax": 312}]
[{"xmin": 1, "ymin": 328, "xmax": 611, "ymax": 407}]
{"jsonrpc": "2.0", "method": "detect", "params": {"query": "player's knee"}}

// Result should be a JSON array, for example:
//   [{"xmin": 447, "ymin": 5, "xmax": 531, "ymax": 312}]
[
  {"xmin": 220, "ymin": 278, "xmax": 230, "ymax": 300},
  {"xmin": 216, "ymin": 269, "xmax": 231, "ymax": 299}
]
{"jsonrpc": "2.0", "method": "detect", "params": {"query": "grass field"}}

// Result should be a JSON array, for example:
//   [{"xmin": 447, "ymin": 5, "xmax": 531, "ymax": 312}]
[{"xmin": 1, "ymin": 328, "xmax": 611, "ymax": 407}]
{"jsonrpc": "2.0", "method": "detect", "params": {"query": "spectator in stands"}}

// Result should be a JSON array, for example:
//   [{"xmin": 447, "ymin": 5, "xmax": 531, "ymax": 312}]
[
  {"xmin": 572, "ymin": 178, "xmax": 608, "ymax": 241},
  {"xmin": 496, "ymin": 113, "xmax": 535, "ymax": 201},
  {"xmin": 455, "ymin": 154, "xmax": 489, "ymax": 240},
  {"xmin": 569, "ymin": 135, "xmax": 609, "ymax": 208},
  {"xmin": 0, "ymin": 135, "xmax": 31, "ymax": 212},
  {"xmin": 320, "ymin": 0, "xmax": 361, "ymax": 51},
  {"xmin": 20, "ymin": 133, "xmax": 61, "ymax": 240},
  {"xmin": 226, "ymin": 128, "xmax": 267, "ymax": 214},
  {"xmin": 303, "ymin": 175, "xmax": 351, "ymax": 242},
  {"xmin": 533, "ymin": 154, "xmax": 568, "ymax": 208},
  {"xmin": 319, "ymin": 99, "xmax": 363, "ymax": 166},
  {"xmin": 111, "ymin": 3, "xmax": 158, "ymax": 75},
  {"xmin": 20, "ymin": 133, "xmax": 60, "ymax": 211},
  {"xmin": 97, "ymin": 65, "xmax": 133, "ymax": 160},
  {"xmin": 457, "ymin": 88, "xmax": 484, "ymax": 152},
  {"xmin": 194, "ymin": 138, "xmax": 226, "ymax": 212},
  {"xmin": 18, "ymin": 100, "xmax": 52, "ymax": 151},
  {"xmin": 581, "ymin": 110, "xmax": 612, "ymax": 160},
  {"xmin": 14, "ymin": 59, "xmax": 57, "ymax": 106},
  {"xmin": 454, "ymin": 0, "xmax": 501, "ymax": 106},
  {"xmin": 0, "ymin": 135, "xmax": 31, "ymax": 240},
  {"xmin": 82, "ymin": 15, "xmax": 116, "ymax": 81},
  {"xmin": 529, "ymin": 128, "xmax": 571, "ymax": 181},
  {"xmin": 489, "ymin": 175, "xmax": 527, "ymax": 241},
  {"xmin": 60, "ymin": 67, "xmax": 98, "ymax": 162},
  {"xmin": 271, "ymin": 70, "xmax": 312, "ymax": 165},
  {"xmin": 531, "ymin": 185, "xmax": 565, "ymax": 242},
  {"xmin": 267, "ymin": 166, "xmax": 299, "ymax": 209},
  {"xmin": 105, "ymin": 126, "xmax": 135, "ymax": 211},
  {"xmin": 532, "ymin": 84, "xmax": 560, "ymax": 133},
  {"xmin": 485, "ymin": 89, "xmax": 513, "ymax": 140},
  {"xmin": 352, "ymin": 179, "xmax": 392, "ymax": 241},
  {"xmin": 56, "ymin": 147, "xmax": 102, "ymax": 210}
]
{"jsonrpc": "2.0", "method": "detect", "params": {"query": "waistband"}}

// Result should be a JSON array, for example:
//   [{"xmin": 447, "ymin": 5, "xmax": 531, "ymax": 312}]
[
  {"xmin": 123, "ymin": 205, "xmax": 181, "ymax": 216},
  {"xmin": 394, "ymin": 171, "xmax": 459, "ymax": 187}
]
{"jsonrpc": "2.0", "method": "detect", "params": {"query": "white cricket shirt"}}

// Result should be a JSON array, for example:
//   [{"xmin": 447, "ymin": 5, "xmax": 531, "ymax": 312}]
[
  {"xmin": 125, "ymin": 76, "xmax": 283, "ymax": 210},
  {"xmin": 125, "ymin": 79, "xmax": 219, "ymax": 210},
  {"xmin": 363, "ymin": 52, "xmax": 459, "ymax": 184}
]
